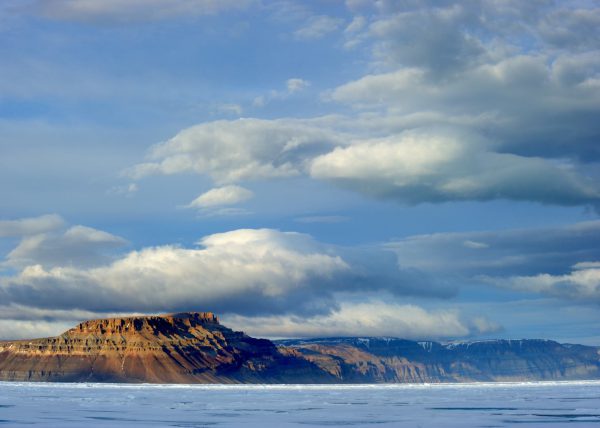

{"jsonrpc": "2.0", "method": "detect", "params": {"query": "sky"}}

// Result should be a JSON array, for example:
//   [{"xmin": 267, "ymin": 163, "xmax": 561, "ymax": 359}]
[{"xmin": 1, "ymin": 0, "xmax": 600, "ymax": 344}]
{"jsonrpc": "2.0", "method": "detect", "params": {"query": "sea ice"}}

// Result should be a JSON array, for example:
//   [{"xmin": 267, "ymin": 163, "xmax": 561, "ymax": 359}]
[{"xmin": 1, "ymin": 381, "xmax": 600, "ymax": 427}]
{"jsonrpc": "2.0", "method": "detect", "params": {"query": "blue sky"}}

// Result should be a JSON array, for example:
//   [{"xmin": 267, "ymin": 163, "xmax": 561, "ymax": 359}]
[{"xmin": 1, "ymin": 0, "xmax": 600, "ymax": 343}]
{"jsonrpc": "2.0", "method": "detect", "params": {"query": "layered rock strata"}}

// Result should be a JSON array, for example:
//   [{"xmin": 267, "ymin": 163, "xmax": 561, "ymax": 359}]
[
  {"xmin": 0, "ymin": 312, "xmax": 327, "ymax": 383},
  {"xmin": 279, "ymin": 337, "xmax": 600, "ymax": 383},
  {"xmin": 1, "ymin": 314, "xmax": 599, "ymax": 383}
]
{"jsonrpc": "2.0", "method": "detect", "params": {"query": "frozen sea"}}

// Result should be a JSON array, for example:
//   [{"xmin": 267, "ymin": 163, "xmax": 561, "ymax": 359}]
[{"xmin": 1, "ymin": 381, "xmax": 600, "ymax": 427}]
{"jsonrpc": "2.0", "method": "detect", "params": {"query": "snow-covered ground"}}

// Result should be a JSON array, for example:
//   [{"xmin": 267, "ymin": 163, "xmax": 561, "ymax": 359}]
[{"xmin": 1, "ymin": 381, "xmax": 600, "ymax": 427}]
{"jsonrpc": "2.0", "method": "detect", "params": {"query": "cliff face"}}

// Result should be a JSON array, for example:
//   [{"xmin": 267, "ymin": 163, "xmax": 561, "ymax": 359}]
[
  {"xmin": 278, "ymin": 337, "xmax": 600, "ymax": 383},
  {"xmin": 0, "ymin": 312, "xmax": 329, "ymax": 383},
  {"xmin": 1, "ymin": 314, "xmax": 599, "ymax": 383}
]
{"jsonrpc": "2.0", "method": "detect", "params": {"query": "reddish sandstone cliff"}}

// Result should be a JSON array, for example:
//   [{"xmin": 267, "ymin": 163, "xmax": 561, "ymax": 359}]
[{"xmin": 0, "ymin": 312, "xmax": 327, "ymax": 383}]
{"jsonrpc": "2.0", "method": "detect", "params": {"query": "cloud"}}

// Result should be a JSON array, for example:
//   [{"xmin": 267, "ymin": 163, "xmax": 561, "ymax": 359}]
[
  {"xmin": 333, "ymin": 1, "xmax": 600, "ymax": 162},
  {"xmin": 310, "ymin": 130, "xmax": 600, "ymax": 206},
  {"xmin": 286, "ymin": 78, "xmax": 310, "ymax": 93},
  {"xmin": 108, "ymin": 183, "xmax": 138, "ymax": 197},
  {"xmin": 463, "ymin": 240, "xmax": 489, "ymax": 249},
  {"xmin": 119, "ymin": 1, "xmax": 598, "ymax": 210},
  {"xmin": 388, "ymin": 220, "xmax": 600, "ymax": 278},
  {"xmin": 0, "ymin": 319, "xmax": 74, "ymax": 340},
  {"xmin": 216, "ymin": 103, "xmax": 243, "ymax": 116},
  {"xmin": 0, "ymin": 228, "xmax": 455, "ymax": 317},
  {"xmin": 344, "ymin": 15, "xmax": 366, "ymax": 34},
  {"xmin": 329, "ymin": 56, "xmax": 600, "ymax": 161},
  {"xmin": 538, "ymin": 7, "xmax": 600, "ymax": 50},
  {"xmin": 330, "ymin": 56, "xmax": 600, "ymax": 123},
  {"xmin": 0, "ymin": 300, "xmax": 501, "ymax": 342},
  {"xmin": 368, "ymin": 4, "xmax": 485, "ymax": 74},
  {"xmin": 128, "ymin": 117, "xmax": 600, "ymax": 208},
  {"xmin": 29, "ymin": 0, "xmax": 253, "ymax": 23},
  {"xmin": 573, "ymin": 261, "xmax": 600, "ymax": 270},
  {"xmin": 224, "ymin": 301, "xmax": 501, "ymax": 339},
  {"xmin": 294, "ymin": 15, "xmax": 343, "ymax": 40},
  {"xmin": 5, "ymin": 225, "xmax": 128, "ymax": 269},
  {"xmin": 253, "ymin": 78, "xmax": 311, "ymax": 107},
  {"xmin": 0, "ymin": 229, "xmax": 346, "ymax": 314},
  {"xmin": 0, "ymin": 214, "xmax": 64, "ymax": 237},
  {"xmin": 127, "ymin": 118, "xmax": 344, "ymax": 183},
  {"xmin": 347, "ymin": 2, "xmax": 598, "ymax": 73},
  {"xmin": 0, "ymin": 304, "xmax": 144, "ymax": 340},
  {"xmin": 485, "ymin": 263, "xmax": 600, "ymax": 304},
  {"xmin": 187, "ymin": 185, "xmax": 254, "ymax": 209}
]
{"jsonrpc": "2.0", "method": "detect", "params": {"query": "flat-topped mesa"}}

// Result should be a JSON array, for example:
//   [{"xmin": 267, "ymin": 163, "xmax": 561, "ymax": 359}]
[
  {"xmin": 169, "ymin": 312, "xmax": 219, "ymax": 323},
  {"xmin": 71, "ymin": 311, "xmax": 220, "ymax": 335},
  {"xmin": 0, "ymin": 311, "xmax": 328, "ymax": 383}
]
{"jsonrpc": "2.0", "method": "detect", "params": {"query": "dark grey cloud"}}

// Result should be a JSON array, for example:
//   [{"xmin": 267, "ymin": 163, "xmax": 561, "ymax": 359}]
[
  {"xmin": 369, "ymin": 3, "xmax": 486, "ymax": 76},
  {"xmin": 353, "ymin": 1, "xmax": 599, "ymax": 71},
  {"xmin": 388, "ymin": 219, "xmax": 600, "ymax": 279},
  {"xmin": 382, "ymin": 220, "xmax": 600, "ymax": 305},
  {"xmin": 336, "ymin": 1, "xmax": 600, "ymax": 162},
  {"xmin": 539, "ymin": 7, "xmax": 600, "ymax": 50},
  {"xmin": 331, "ymin": 54, "xmax": 600, "ymax": 162}
]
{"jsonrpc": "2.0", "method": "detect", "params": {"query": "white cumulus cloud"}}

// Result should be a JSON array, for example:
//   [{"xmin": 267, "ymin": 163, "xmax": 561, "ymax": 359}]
[
  {"xmin": 128, "ymin": 118, "xmax": 344, "ymax": 183},
  {"xmin": 0, "ymin": 226, "xmax": 458, "ymax": 316},
  {"xmin": 486, "ymin": 263, "xmax": 600, "ymax": 303},
  {"xmin": 128, "ymin": 117, "xmax": 600, "ymax": 208},
  {"xmin": 0, "ymin": 229, "xmax": 350, "ymax": 315}
]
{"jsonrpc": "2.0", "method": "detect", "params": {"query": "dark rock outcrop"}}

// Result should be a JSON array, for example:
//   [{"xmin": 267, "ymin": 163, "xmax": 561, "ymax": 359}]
[{"xmin": 1, "ymin": 314, "xmax": 599, "ymax": 383}]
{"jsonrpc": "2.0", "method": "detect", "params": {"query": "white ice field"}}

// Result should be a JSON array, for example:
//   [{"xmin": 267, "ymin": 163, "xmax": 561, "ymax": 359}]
[{"xmin": 1, "ymin": 381, "xmax": 600, "ymax": 427}]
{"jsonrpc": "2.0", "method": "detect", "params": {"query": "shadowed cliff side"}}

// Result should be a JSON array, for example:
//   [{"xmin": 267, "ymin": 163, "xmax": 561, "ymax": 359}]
[{"xmin": 277, "ymin": 337, "xmax": 600, "ymax": 383}]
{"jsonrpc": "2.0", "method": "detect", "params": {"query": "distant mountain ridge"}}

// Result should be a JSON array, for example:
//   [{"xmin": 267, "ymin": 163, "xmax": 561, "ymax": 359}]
[
  {"xmin": 1, "ymin": 313, "xmax": 598, "ymax": 383},
  {"xmin": 277, "ymin": 337, "xmax": 600, "ymax": 383}
]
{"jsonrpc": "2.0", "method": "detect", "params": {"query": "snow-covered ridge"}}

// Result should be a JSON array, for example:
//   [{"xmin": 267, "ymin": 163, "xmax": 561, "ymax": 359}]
[
  {"xmin": 275, "ymin": 336, "xmax": 414, "ymax": 348},
  {"xmin": 417, "ymin": 341, "xmax": 437, "ymax": 352},
  {"xmin": 276, "ymin": 337, "xmax": 561, "ymax": 351},
  {"xmin": 442, "ymin": 339, "xmax": 554, "ymax": 350}
]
